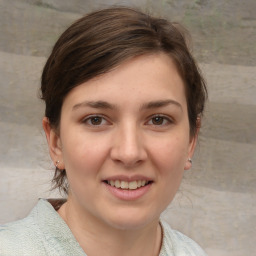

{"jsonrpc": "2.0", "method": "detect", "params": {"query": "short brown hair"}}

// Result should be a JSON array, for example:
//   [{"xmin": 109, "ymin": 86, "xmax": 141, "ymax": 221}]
[{"xmin": 40, "ymin": 6, "xmax": 207, "ymax": 194}]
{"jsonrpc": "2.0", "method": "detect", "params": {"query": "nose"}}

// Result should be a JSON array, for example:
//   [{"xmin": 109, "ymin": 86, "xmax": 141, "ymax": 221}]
[{"xmin": 110, "ymin": 123, "xmax": 147, "ymax": 168}]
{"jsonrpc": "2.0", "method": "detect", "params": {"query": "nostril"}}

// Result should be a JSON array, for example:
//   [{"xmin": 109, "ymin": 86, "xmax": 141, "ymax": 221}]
[{"xmin": 110, "ymin": 135, "xmax": 147, "ymax": 166}]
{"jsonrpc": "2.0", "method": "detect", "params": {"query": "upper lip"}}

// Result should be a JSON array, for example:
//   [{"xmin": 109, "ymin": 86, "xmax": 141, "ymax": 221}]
[{"xmin": 102, "ymin": 175, "xmax": 153, "ymax": 182}]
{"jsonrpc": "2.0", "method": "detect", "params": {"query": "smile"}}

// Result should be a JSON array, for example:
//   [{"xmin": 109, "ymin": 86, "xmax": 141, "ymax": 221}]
[{"xmin": 105, "ymin": 180, "xmax": 151, "ymax": 190}]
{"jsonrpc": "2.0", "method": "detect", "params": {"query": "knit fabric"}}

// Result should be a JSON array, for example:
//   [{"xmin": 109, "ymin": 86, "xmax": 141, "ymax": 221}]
[{"xmin": 0, "ymin": 199, "xmax": 207, "ymax": 255}]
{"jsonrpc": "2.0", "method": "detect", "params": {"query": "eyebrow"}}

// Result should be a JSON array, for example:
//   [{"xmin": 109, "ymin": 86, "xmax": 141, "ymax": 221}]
[
  {"xmin": 72, "ymin": 99, "xmax": 182, "ymax": 111},
  {"xmin": 140, "ymin": 99, "xmax": 182, "ymax": 111},
  {"xmin": 72, "ymin": 100, "xmax": 116, "ymax": 111}
]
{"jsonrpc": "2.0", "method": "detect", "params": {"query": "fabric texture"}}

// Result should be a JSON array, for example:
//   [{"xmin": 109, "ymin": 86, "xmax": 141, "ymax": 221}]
[{"xmin": 0, "ymin": 199, "xmax": 207, "ymax": 256}]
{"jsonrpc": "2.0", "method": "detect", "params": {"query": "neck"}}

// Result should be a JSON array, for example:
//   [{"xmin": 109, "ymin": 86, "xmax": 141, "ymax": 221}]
[{"xmin": 58, "ymin": 198, "xmax": 162, "ymax": 256}]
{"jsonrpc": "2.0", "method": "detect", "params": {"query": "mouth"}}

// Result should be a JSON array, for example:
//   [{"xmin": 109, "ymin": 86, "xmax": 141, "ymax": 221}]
[{"xmin": 103, "ymin": 180, "xmax": 153, "ymax": 190}]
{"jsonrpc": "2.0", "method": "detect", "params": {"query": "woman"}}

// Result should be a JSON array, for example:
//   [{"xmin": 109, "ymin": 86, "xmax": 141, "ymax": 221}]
[{"xmin": 0, "ymin": 7, "xmax": 207, "ymax": 256}]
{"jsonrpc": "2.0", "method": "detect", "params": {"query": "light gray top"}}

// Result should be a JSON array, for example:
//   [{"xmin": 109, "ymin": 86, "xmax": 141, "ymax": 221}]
[{"xmin": 0, "ymin": 199, "xmax": 207, "ymax": 256}]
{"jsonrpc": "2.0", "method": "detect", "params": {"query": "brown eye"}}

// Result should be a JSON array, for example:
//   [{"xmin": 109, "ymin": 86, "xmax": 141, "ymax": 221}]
[
  {"xmin": 82, "ymin": 115, "xmax": 109, "ymax": 126},
  {"xmin": 90, "ymin": 116, "xmax": 103, "ymax": 125},
  {"xmin": 152, "ymin": 116, "xmax": 164, "ymax": 125},
  {"xmin": 147, "ymin": 115, "xmax": 172, "ymax": 126}
]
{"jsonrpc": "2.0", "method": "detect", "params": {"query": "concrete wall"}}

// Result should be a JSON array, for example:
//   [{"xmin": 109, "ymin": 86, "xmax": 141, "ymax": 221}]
[{"xmin": 1, "ymin": 1, "xmax": 255, "ymax": 255}]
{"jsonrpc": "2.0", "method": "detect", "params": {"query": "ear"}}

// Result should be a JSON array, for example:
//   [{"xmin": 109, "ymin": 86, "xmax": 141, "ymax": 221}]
[
  {"xmin": 42, "ymin": 117, "xmax": 64, "ymax": 169},
  {"xmin": 184, "ymin": 125, "xmax": 199, "ymax": 171}
]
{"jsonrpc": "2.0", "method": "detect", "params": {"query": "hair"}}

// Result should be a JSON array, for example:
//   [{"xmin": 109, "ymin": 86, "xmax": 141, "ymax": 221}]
[{"xmin": 40, "ymin": 6, "xmax": 207, "ymax": 194}]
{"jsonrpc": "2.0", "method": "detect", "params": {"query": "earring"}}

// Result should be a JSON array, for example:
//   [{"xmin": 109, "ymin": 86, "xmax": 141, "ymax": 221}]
[
  {"xmin": 55, "ymin": 160, "xmax": 60, "ymax": 168},
  {"xmin": 188, "ymin": 158, "xmax": 192, "ymax": 164}
]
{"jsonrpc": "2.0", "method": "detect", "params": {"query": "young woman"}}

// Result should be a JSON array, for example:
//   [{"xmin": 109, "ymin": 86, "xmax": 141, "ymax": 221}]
[{"xmin": 0, "ymin": 7, "xmax": 207, "ymax": 256}]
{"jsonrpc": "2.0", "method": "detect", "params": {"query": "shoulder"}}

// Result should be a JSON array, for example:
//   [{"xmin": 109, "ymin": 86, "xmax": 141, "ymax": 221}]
[
  {"xmin": 0, "ymin": 217, "xmax": 45, "ymax": 255},
  {"xmin": 0, "ymin": 200, "xmax": 51, "ymax": 255},
  {"xmin": 0, "ymin": 199, "xmax": 86, "ymax": 256},
  {"xmin": 160, "ymin": 219, "xmax": 207, "ymax": 256}
]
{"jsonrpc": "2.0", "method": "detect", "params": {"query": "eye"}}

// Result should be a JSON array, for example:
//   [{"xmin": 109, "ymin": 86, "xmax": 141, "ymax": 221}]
[
  {"xmin": 82, "ymin": 115, "xmax": 109, "ymax": 126},
  {"xmin": 147, "ymin": 115, "xmax": 172, "ymax": 126}
]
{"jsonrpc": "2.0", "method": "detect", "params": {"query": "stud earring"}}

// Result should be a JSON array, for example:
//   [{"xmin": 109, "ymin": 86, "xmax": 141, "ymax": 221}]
[
  {"xmin": 188, "ymin": 158, "xmax": 192, "ymax": 164},
  {"xmin": 55, "ymin": 160, "xmax": 60, "ymax": 168}
]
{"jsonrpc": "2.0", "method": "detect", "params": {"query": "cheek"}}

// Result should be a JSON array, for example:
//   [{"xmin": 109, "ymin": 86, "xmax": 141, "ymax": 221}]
[
  {"xmin": 61, "ymin": 134, "xmax": 111, "ymax": 200},
  {"xmin": 61, "ymin": 131, "xmax": 110, "ymax": 178},
  {"xmin": 150, "ymin": 135, "xmax": 189, "ymax": 172},
  {"xmin": 154, "ymin": 137, "xmax": 189, "ymax": 204}
]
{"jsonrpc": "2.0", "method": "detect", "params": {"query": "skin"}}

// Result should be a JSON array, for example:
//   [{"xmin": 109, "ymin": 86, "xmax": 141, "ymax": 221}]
[{"xmin": 43, "ymin": 53, "xmax": 198, "ymax": 256}]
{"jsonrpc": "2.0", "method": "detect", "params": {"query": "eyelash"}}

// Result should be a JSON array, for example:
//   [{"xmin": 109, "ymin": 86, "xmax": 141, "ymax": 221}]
[
  {"xmin": 81, "ymin": 114, "xmax": 173, "ymax": 127},
  {"xmin": 82, "ymin": 115, "xmax": 110, "ymax": 126},
  {"xmin": 146, "ymin": 115, "xmax": 173, "ymax": 126}
]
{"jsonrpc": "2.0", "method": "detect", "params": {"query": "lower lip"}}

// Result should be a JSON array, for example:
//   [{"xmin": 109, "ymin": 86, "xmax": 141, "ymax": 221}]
[{"xmin": 103, "ymin": 182, "xmax": 152, "ymax": 201}]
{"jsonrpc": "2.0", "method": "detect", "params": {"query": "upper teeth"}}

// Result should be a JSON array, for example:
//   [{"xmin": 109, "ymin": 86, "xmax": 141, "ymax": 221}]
[{"xmin": 107, "ymin": 180, "xmax": 148, "ymax": 190}]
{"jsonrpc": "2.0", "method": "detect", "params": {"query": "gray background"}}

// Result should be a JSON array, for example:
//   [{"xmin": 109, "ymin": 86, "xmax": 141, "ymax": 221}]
[{"xmin": 0, "ymin": 0, "xmax": 256, "ymax": 255}]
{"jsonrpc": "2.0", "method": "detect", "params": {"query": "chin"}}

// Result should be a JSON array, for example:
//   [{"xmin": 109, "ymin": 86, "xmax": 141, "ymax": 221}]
[{"xmin": 103, "ymin": 209, "xmax": 159, "ymax": 231}]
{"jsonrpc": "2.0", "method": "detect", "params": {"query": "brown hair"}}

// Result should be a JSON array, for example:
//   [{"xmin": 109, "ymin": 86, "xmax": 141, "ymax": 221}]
[{"xmin": 40, "ymin": 6, "xmax": 207, "ymax": 194}]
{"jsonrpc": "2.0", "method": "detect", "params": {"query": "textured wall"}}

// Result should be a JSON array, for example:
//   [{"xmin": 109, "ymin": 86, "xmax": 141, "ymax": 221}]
[{"xmin": 0, "ymin": 1, "xmax": 255, "ymax": 255}]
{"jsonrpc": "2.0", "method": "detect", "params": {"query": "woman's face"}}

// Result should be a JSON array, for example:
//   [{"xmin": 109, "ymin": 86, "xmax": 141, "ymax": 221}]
[{"xmin": 47, "ymin": 53, "xmax": 196, "ymax": 230}]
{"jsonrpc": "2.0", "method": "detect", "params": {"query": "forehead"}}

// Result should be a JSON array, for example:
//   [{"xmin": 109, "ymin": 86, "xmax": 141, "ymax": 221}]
[{"xmin": 62, "ymin": 53, "xmax": 187, "ymax": 110}]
